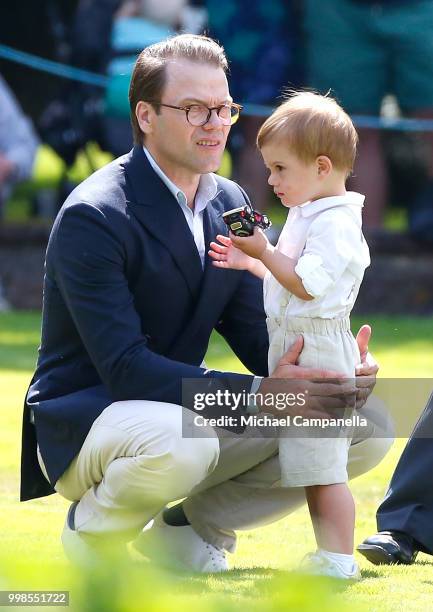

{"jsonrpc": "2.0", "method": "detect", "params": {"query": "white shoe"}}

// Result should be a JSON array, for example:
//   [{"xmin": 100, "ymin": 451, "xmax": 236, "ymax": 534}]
[
  {"xmin": 61, "ymin": 502, "xmax": 127, "ymax": 565},
  {"xmin": 300, "ymin": 551, "xmax": 361, "ymax": 581},
  {"xmin": 61, "ymin": 502, "xmax": 97, "ymax": 564},
  {"xmin": 131, "ymin": 514, "xmax": 229, "ymax": 573}
]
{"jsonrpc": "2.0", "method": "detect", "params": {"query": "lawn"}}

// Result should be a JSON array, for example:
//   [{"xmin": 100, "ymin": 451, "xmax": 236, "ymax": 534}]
[{"xmin": 1, "ymin": 312, "xmax": 433, "ymax": 611}]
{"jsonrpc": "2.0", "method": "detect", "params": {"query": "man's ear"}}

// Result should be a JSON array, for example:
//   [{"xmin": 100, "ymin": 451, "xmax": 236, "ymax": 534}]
[
  {"xmin": 136, "ymin": 101, "xmax": 155, "ymax": 135},
  {"xmin": 317, "ymin": 155, "xmax": 332, "ymax": 177}
]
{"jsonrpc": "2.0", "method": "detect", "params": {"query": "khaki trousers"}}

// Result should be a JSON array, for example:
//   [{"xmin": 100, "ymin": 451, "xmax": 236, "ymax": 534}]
[{"xmin": 43, "ymin": 399, "xmax": 392, "ymax": 552}]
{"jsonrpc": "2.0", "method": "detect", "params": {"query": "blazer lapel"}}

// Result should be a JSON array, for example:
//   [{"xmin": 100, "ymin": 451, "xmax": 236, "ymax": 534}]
[
  {"xmin": 125, "ymin": 147, "xmax": 203, "ymax": 299},
  {"xmin": 201, "ymin": 192, "xmax": 229, "ymax": 297},
  {"xmin": 165, "ymin": 191, "xmax": 236, "ymax": 362},
  {"xmin": 184, "ymin": 192, "xmax": 233, "ymax": 323}
]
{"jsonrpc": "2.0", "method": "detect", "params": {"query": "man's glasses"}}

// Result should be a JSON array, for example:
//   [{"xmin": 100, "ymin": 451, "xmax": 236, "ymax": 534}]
[{"xmin": 151, "ymin": 102, "xmax": 242, "ymax": 126}]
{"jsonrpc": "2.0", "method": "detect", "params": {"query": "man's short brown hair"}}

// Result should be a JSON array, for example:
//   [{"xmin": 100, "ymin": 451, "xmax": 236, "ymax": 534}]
[
  {"xmin": 129, "ymin": 34, "xmax": 228, "ymax": 144},
  {"xmin": 257, "ymin": 91, "xmax": 358, "ymax": 175}
]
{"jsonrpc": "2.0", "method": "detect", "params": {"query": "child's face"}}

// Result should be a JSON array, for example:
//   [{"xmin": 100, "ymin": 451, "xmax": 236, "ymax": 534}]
[{"xmin": 260, "ymin": 142, "xmax": 325, "ymax": 208}]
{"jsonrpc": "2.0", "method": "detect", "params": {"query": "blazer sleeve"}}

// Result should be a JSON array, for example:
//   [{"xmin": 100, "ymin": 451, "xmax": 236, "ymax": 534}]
[{"xmin": 52, "ymin": 202, "xmax": 254, "ymax": 415}]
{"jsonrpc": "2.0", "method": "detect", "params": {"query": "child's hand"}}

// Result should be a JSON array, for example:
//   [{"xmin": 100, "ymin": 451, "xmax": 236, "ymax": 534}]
[
  {"xmin": 209, "ymin": 234, "xmax": 254, "ymax": 270},
  {"xmin": 230, "ymin": 227, "xmax": 270, "ymax": 259}
]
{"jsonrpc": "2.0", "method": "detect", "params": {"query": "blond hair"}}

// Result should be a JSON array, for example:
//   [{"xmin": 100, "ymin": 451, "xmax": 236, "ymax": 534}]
[{"xmin": 257, "ymin": 91, "xmax": 358, "ymax": 175}]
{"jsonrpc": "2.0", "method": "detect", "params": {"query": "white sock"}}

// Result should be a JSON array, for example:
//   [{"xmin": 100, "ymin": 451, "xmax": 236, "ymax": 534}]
[{"xmin": 319, "ymin": 549, "xmax": 357, "ymax": 574}]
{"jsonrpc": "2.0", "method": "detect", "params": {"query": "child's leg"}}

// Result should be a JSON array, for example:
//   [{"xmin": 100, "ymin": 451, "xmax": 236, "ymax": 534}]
[{"xmin": 306, "ymin": 483, "xmax": 355, "ymax": 554}]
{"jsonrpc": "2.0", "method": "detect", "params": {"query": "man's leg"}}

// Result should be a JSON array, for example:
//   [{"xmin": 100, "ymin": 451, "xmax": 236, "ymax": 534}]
[
  {"xmin": 358, "ymin": 395, "xmax": 433, "ymax": 564},
  {"xmin": 53, "ymin": 400, "xmax": 220, "ymax": 540},
  {"xmin": 182, "ymin": 428, "xmax": 393, "ymax": 553},
  {"xmin": 132, "ymin": 429, "xmax": 281, "ymax": 571}
]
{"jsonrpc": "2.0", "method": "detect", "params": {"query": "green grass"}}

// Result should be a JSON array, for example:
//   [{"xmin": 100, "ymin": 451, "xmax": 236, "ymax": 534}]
[{"xmin": 1, "ymin": 312, "xmax": 433, "ymax": 611}]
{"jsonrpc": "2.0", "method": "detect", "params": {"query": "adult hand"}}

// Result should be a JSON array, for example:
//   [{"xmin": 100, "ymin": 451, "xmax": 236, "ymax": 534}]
[
  {"xmin": 209, "ymin": 234, "xmax": 253, "ymax": 270},
  {"xmin": 354, "ymin": 324, "xmax": 378, "ymax": 410},
  {"xmin": 257, "ymin": 336, "xmax": 357, "ymax": 419}
]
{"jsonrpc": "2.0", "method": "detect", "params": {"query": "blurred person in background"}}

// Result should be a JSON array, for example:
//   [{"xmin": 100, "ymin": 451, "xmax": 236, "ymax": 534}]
[
  {"xmin": 0, "ymin": 73, "xmax": 39, "ymax": 310},
  {"xmin": 38, "ymin": 0, "xmax": 205, "ymax": 214},
  {"xmin": 103, "ymin": 0, "xmax": 203, "ymax": 155},
  {"xmin": 303, "ymin": 0, "xmax": 433, "ymax": 232},
  {"xmin": 206, "ymin": 0, "xmax": 301, "ymax": 212},
  {"xmin": 0, "ymin": 74, "xmax": 39, "ymax": 218},
  {"xmin": 40, "ymin": 0, "xmax": 205, "ymax": 162}
]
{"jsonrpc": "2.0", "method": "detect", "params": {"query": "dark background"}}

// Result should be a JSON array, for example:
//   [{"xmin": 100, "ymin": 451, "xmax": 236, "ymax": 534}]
[{"xmin": 0, "ymin": 1, "xmax": 78, "ymax": 118}]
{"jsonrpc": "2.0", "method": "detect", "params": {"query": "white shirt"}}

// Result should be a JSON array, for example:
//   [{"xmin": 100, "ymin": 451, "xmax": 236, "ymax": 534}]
[
  {"xmin": 143, "ymin": 146, "xmax": 218, "ymax": 267},
  {"xmin": 264, "ymin": 192, "xmax": 370, "ymax": 319}
]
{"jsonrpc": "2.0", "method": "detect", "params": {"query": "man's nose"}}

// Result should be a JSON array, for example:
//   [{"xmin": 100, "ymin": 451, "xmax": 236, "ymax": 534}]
[{"xmin": 203, "ymin": 109, "xmax": 224, "ymax": 129}]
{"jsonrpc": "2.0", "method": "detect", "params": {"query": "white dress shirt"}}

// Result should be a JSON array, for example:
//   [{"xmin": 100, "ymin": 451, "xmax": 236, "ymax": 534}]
[
  {"xmin": 143, "ymin": 146, "xmax": 218, "ymax": 268},
  {"xmin": 264, "ymin": 192, "xmax": 370, "ymax": 319}
]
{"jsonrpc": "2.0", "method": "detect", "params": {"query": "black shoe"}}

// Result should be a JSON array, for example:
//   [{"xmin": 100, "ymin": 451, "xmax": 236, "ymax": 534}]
[{"xmin": 357, "ymin": 531, "xmax": 418, "ymax": 565}]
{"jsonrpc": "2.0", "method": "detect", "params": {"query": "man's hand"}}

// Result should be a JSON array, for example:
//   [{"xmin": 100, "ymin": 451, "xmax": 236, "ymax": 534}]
[
  {"xmin": 209, "ymin": 234, "xmax": 253, "ymax": 270},
  {"xmin": 355, "ymin": 324, "xmax": 378, "ymax": 410},
  {"xmin": 257, "ymin": 335, "xmax": 357, "ymax": 419}
]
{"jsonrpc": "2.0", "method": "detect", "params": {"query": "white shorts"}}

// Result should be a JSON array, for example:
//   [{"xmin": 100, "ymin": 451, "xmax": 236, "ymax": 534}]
[{"xmin": 267, "ymin": 316, "xmax": 360, "ymax": 487}]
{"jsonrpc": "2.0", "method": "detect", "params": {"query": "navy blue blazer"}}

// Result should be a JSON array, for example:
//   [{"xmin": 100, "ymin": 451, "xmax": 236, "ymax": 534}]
[{"xmin": 21, "ymin": 146, "xmax": 269, "ymax": 501}]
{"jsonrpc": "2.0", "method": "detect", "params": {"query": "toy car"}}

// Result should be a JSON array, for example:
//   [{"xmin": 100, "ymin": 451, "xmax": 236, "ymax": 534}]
[{"xmin": 222, "ymin": 204, "xmax": 272, "ymax": 237}]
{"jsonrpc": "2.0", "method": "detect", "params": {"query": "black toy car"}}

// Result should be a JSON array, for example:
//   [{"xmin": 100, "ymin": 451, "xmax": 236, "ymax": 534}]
[{"xmin": 222, "ymin": 204, "xmax": 272, "ymax": 237}]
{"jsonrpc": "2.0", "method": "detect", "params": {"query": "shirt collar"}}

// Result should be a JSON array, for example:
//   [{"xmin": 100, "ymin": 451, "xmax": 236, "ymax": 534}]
[
  {"xmin": 298, "ymin": 191, "xmax": 365, "ymax": 217},
  {"xmin": 143, "ymin": 145, "xmax": 218, "ymax": 213}
]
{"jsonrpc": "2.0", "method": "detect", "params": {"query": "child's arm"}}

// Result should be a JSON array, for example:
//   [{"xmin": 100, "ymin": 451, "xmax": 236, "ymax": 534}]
[
  {"xmin": 260, "ymin": 244, "xmax": 314, "ymax": 300},
  {"xmin": 209, "ymin": 234, "xmax": 267, "ymax": 279},
  {"xmin": 231, "ymin": 208, "xmax": 370, "ymax": 305},
  {"xmin": 230, "ymin": 230, "xmax": 313, "ymax": 300}
]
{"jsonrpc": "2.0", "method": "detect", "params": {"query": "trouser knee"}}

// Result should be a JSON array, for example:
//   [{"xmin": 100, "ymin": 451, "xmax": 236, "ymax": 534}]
[{"xmin": 131, "ymin": 433, "xmax": 220, "ymax": 505}]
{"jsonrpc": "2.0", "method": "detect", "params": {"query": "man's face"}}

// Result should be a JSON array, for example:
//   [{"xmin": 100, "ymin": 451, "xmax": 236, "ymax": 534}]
[{"xmin": 139, "ymin": 59, "xmax": 232, "ymax": 183}]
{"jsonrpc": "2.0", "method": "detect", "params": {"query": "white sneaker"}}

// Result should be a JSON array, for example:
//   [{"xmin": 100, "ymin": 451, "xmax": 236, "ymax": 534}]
[
  {"xmin": 61, "ymin": 502, "xmax": 97, "ymax": 564},
  {"xmin": 131, "ymin": 513, "xmax": 229, "ymax": 573},
  {"xmin": 61, "ymin": 502, "xmax": 127, "ymax": 565},
  {"xmin": 300, "ymin": 551, "xmax": 361, "ymax": 581}
]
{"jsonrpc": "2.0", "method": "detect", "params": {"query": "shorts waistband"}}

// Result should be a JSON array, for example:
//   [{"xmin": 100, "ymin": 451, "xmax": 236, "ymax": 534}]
[{"xmin": 266, "ymin": 316, "xmax": 351, "ymax": 335}]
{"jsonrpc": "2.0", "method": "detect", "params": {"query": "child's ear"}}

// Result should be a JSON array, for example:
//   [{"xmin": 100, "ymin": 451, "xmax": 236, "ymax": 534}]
[{"xmin": 317, "ymin": 156, "xmax": 332, "ymax": 176}]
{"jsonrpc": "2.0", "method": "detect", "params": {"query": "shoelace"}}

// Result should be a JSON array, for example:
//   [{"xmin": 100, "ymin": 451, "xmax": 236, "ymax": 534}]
[{"xmin": 204, "ymin": 541, "xmax": 227, "ymax": 568}]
